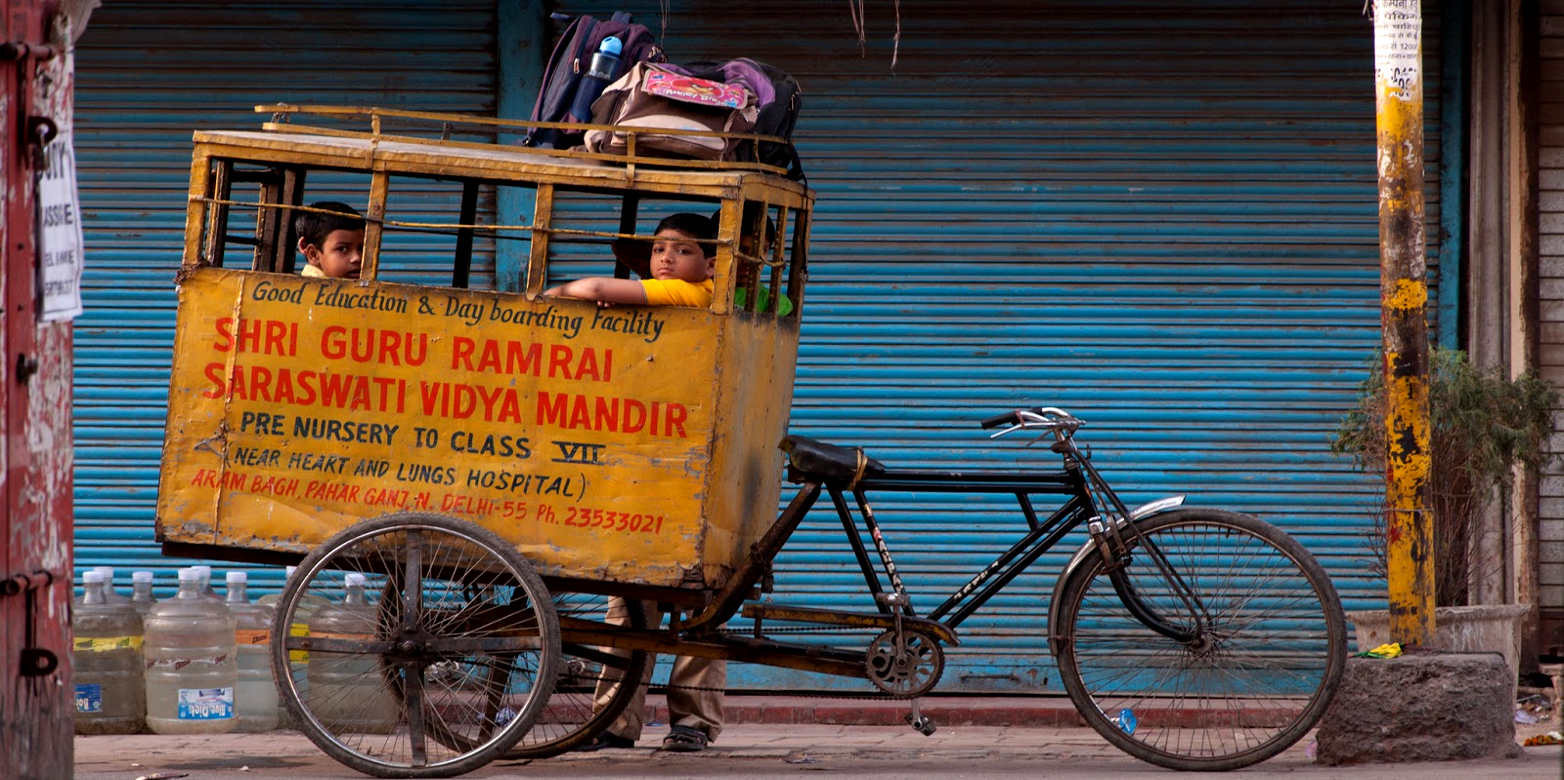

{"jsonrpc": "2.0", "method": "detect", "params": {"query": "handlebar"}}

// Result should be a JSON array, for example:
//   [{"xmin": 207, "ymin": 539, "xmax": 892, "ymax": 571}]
[
  {"xmin": 979, "ymin": 412, "xmax": 1017, "ymax": 430},
  {"xmin": 980, "ymin": 407, "xmax": 1084, "ymax": 438}
]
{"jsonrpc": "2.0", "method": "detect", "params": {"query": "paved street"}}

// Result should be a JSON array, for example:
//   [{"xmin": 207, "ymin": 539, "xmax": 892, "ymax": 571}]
[{"xmin": 74, "ymin": 720, "xmax": 1563, "ymax": 780}]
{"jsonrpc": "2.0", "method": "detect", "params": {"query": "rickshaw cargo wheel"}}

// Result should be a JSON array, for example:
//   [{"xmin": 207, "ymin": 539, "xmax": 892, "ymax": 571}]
[
  {"xmin": 270, "ymin": 513, "xmax": 560, "ymax": 778},
  {"xmin": 497, "ymin": 593, "xmax": 649, "ymax": 758}
]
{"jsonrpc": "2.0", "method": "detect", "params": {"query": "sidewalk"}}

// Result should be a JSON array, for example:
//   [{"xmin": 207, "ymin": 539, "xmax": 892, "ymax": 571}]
[{"xmin": 72, "ymin": 695, "xmax": 1564, "ymax": 780}]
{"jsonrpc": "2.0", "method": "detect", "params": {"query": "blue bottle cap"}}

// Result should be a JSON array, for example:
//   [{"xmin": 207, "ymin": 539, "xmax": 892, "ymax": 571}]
[{"xmin": 599, "ymin": 36, "xmax": 622, "ymax": 56}]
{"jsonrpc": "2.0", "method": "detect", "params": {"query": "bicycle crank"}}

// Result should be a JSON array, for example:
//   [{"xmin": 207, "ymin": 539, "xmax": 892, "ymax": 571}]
[{"xmin": 864, "ymin": 628, "xmax": 944, "ymax": 698}]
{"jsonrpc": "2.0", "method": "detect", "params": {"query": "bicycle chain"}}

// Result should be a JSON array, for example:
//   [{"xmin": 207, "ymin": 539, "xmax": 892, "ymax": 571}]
[{"xmin": 605, "ymin": 624, "xmax": 917, "ymax": 701}]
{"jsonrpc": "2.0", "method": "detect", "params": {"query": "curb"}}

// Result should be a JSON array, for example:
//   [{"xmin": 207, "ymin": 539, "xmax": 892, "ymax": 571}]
[{"xmin": 648, "ymin": 694, "xmax": 1089, "ymax": 727}]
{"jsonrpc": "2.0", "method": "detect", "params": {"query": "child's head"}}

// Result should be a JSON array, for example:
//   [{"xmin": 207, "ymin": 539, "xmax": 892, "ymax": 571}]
[
  {"xmin": 650, "ymin": 212, "xmax": 716, "ymax": 283},
  {"xmin": 295, "ymin": 201, "xmax": 365, "ymax": 279}
]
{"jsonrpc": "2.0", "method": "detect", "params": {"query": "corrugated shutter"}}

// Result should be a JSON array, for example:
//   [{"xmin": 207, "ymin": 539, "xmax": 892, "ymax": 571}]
[
  {"xmin": 1539, "ymin": 0, "xmax": 1564, "ymax": 636},
  {"xmin": 554, "ymin": 0, "xmax": 1446, "ymax": 691},
  {"xmin": 72, "ymin": 0, "xmax": 497, "ymax": 597}
]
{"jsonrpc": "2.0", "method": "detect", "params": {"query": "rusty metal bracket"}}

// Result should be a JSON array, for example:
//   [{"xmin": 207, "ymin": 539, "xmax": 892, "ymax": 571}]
[
  {"xmin": 4, "ymin": 569, "xmax": 62, "ymax": 677},
  {"xmin": 1, "ymin": 569, "xmax": 55, "ymax": 596},
  {"xmin": 0, "ymin": 41, "xmax": 56, "ymax": 61},
  {"xmin": 14, "ymin": 352, "xmax": 38, "ymax": 384}
]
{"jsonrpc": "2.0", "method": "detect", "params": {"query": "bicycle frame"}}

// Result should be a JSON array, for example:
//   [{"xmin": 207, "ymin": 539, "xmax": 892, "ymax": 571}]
[
  {"xmin": 564, "ymin": 422, "xmax": 1206, "ymax": 684},
  {"xmin": 832, "ymin": 468, "xmax": 1092, "ymax": 630}
]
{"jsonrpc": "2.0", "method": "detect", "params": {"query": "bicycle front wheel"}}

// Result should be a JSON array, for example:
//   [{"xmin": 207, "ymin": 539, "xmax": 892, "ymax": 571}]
[{"xmin": 1053, "ymin": 508, "xmax": 1345, "ymax": 771}]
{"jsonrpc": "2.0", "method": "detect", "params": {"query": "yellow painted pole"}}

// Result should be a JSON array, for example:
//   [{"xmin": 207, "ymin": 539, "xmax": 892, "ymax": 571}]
[{"xmin": 1374, "ymin": 0, "xmax": 1434, "ymax": 646}]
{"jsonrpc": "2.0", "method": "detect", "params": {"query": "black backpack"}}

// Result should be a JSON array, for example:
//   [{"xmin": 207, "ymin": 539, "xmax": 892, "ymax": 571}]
[
  {"xmin": 667, "ymin": 58, "xmax": 804, "ymax": 180},
  {"xmin": 525, "ymin": 12, "xmax": 663, "ymax": 150}
]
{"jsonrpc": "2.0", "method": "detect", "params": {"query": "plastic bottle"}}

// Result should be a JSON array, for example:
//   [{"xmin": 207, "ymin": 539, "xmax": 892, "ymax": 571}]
[
  {"xmin": 192, "ymin": 565, "xmax": 223, "ymax": 600},
  {"xmin": 72, "ymin": 570, "xmax": 145, "ymax": 734},
  {"xmin": 257, "ymin": 565, "xmax": 328, "ymax": 728},
  {"xmin": 93, "ymin": 566, "xmax": 133, "ymax": 604},
  {"xmin": 130, "ymin": 570, "xmax": 157, "ymax": 617},
  {"xmin": 225, "ymin": 571, "xmax": 279, "ymax": 732},
  {"xmin": 567, "ymin": 36, "xmax": 623, "ymax": 123},
  {"xmin": 143, "ymin": 567, "xmax": 238, "ymax": 734},
  {"xmin": 307, "ymin": 572, "xmax": 398, "ymax": 733}
]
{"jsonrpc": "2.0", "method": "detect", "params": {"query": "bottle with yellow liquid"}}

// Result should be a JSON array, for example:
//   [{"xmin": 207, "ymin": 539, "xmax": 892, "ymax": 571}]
[
  {"xmin": 73, "ymin": 570, "xmax": 145, "ymax": 734},
  {"xmin": 226, "ymin": 571, "xmax": 279, "ymax": 732},
  {"xmin": 306, "ymin": 572, "xmax": 399, "ymax": 734}
]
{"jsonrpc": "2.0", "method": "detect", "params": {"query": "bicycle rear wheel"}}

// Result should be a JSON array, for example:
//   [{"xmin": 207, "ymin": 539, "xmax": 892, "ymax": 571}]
[{"xmin": 1053, "ymin": 508, "xmax": 1345, "ymax": 771}]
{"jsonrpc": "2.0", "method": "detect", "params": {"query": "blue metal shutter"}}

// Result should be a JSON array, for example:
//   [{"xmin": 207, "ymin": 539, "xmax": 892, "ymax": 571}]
[
  {"xmin": 1539, "ymin": 0, "xmax": 1564, "ymax": 644},
  {"xmin": 553, "ymin": 0, "xmax": 1446, "ymax": 691},
  {"xmin": 71, "ymin": 0, "xmax": 497, "ymax": 597}
]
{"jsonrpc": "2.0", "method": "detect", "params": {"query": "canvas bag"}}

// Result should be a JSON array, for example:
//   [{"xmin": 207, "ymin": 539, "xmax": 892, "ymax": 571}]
[
  {"xmin": 584, "ymin": 62, "xmax": 758, "ymax": 160},
  {"xmin": 662, "ymin": 58, "xmax": 804, "ymax": 179}
]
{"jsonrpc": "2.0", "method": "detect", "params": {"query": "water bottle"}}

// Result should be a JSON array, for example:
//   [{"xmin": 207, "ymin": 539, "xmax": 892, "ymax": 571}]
[
  {"xmin": 72, "ymin": 570, "xmax": 145, "ymax": 734},
  {"xmin": 307, "ymin": 572, "xmax": 398, "ymax": 734},
  {"xmin": 143, "ymin": 567, "xmax": 238, "ymax": 734},
  {"xmin": 93, "ymin": 566, "xmax": 133, "ymax": 604},
  {"xmin": 226, "ymin": 571, "xmax": 280, "ymax": 732},
  {"xmin": 567, "ymin": 36, "xmax": 623, "ymax": 123},
  {"xmin": 130, "ymin": 571, "xmax": 158, "ymax": 617},
  {"xmin": 258, "ymin": 565, "xmax": 329, "ymax": 728},
  {"xmin": 192, "ymin": 565, "xmax": 223, "ymax": 600}
]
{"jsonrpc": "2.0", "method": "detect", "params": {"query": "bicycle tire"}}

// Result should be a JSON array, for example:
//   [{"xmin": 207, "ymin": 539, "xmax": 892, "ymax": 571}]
[
  {"xmin": 1053, "ymin": 508, "xmax": 1345, "ymax": 771},
  {"xmin": 499, "ymin": 594, "xmax": 649, "ymax": 758},
  {"xmin": 271, "ymin": 513, "xmax": 560, "ymax": 778}
]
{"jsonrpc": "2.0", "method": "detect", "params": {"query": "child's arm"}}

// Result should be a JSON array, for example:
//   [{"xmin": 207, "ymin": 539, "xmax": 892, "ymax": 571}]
[{"xmin": 544, "ymin": 277, "xmax": 649, "ymax": 305}]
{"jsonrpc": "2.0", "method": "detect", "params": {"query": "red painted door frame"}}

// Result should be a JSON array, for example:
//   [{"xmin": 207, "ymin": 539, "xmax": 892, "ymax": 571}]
[{"xmin": 2, "ymin": 0, "xmax": 76, "ymax": 776}]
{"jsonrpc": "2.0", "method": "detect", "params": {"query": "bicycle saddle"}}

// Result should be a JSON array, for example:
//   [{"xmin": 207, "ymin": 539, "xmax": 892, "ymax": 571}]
[{"xmin": 779, "ymin": 435, "xmax": 886, "ymax": 484}]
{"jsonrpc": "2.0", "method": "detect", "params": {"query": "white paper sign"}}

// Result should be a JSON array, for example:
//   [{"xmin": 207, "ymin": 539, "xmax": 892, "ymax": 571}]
[
  {"xmin": 37, "ymin": 125, "xmax": 84, "ymax": 322},
  {"xmin": 1374, "ymin": 0, "xmax": 1421, "ymax": 101}
]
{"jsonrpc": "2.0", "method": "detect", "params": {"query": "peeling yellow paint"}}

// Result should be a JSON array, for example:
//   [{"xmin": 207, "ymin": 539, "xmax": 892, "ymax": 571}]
[{"xmin": 1384, "ymin": 279, "xmax": 1428, "ymax": 310}]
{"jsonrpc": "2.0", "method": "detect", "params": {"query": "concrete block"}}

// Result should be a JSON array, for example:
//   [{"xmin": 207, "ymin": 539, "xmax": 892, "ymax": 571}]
[{"xmin": 1315, "ymin": 653, "xmax": 1521, "ymax": 765}]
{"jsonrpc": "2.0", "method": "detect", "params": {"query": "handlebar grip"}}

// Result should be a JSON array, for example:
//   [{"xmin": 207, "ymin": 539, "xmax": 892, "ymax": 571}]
[{"xmin": 979, "ymin": 411, "xmax": 1018, "ymax": 429}]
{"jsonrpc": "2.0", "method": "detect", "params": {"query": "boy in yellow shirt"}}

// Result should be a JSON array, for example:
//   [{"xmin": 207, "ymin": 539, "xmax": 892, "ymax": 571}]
[{"xmin": 544, "ymin": 212, "xmax": 714, "ymax": 307}]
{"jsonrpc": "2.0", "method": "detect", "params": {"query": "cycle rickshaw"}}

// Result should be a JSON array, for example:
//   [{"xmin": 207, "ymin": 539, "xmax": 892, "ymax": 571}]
[{"xmin": 156, "ymin": 106, "xmax": 1346, "ymax": 778}]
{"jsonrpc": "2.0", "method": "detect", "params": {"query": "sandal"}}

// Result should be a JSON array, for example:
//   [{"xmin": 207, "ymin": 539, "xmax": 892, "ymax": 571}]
[
  {"xmin": 659, "ymin": 724, "xmax": 710, "ymax": 752},
  {"xmin": 574, "ymin": 732, "xmax": 636, "ymax": 752}
]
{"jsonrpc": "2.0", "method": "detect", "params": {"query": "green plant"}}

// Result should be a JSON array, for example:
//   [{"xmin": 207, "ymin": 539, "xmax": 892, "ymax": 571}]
[{"xmin": 1331, "ymin": 347, "xmax": 1558, "ymax": 606}]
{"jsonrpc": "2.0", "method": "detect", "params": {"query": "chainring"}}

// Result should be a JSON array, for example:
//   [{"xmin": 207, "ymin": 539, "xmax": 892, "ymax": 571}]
[{"xmin": 864, "ymin": 628, "xmax": 944, "ymax": 697}]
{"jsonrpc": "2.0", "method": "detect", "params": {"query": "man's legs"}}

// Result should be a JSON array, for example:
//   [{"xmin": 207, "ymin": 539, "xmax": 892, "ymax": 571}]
[
  {"xmin": 666, "ymin": 654, "xmax": 726, "ymax": 743},
  {"xmin": 587, "ymin": 598, "xmax": 727, "ymax": 749},
  {"xmin": 591, "ymin": 597, "xmax": 657, "ymax": 741}
]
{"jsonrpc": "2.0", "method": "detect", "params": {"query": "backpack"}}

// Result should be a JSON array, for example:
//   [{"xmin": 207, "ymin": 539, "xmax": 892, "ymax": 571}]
[
  {"xmin": 662, "ymin": 58, "xmax": 804, "ymax": 179},
  {"xmin": 524, "ymin": 12, "xmax": 663, "ymax": 150},
  {"xmin": 584, "ymin": 62, "xmax": 758, "ymax": 161}
]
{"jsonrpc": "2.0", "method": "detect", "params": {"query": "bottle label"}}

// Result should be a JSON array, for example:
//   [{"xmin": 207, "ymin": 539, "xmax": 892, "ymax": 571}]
[
  {"xmin": 288, "ymin": 622, "xmax": 309, "ymax": 663},
  {"xmin": 235, "ymin": 628, "xmax": 270, "ymax": 646},
  {"xmin": 74, "ymin": 684, "xmax": 103, "ymax": 713},
  {"xmin": 73, "ymin": 635, "xmax": 143, "ymax": 652},
  {"xmin": 177, "ymin": 687, "xmax": 235, "ymax": 720}
]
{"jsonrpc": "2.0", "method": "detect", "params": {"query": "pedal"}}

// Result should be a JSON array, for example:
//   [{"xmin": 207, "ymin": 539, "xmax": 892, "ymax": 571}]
[{"xmin": 905, "ymin": 698, "xmax": 936, "ymax": 736}]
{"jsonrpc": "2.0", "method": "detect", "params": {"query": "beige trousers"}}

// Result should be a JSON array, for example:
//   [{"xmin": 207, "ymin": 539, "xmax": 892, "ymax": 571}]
[{"xmin": 593, "ymin": 597, "xmax": 726, "ymax": 742}]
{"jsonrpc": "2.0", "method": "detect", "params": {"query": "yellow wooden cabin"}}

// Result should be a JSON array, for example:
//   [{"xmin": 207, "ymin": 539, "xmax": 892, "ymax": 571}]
[{"xmin": 157, "ymin": 106, "xmax": 814, "ymax": 599}]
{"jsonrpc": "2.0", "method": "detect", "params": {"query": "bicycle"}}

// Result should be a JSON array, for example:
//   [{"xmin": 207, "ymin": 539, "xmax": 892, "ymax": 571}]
[{"xmin": 269, "ymin": 405, "xmax": 1346, "ymax": 775}]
